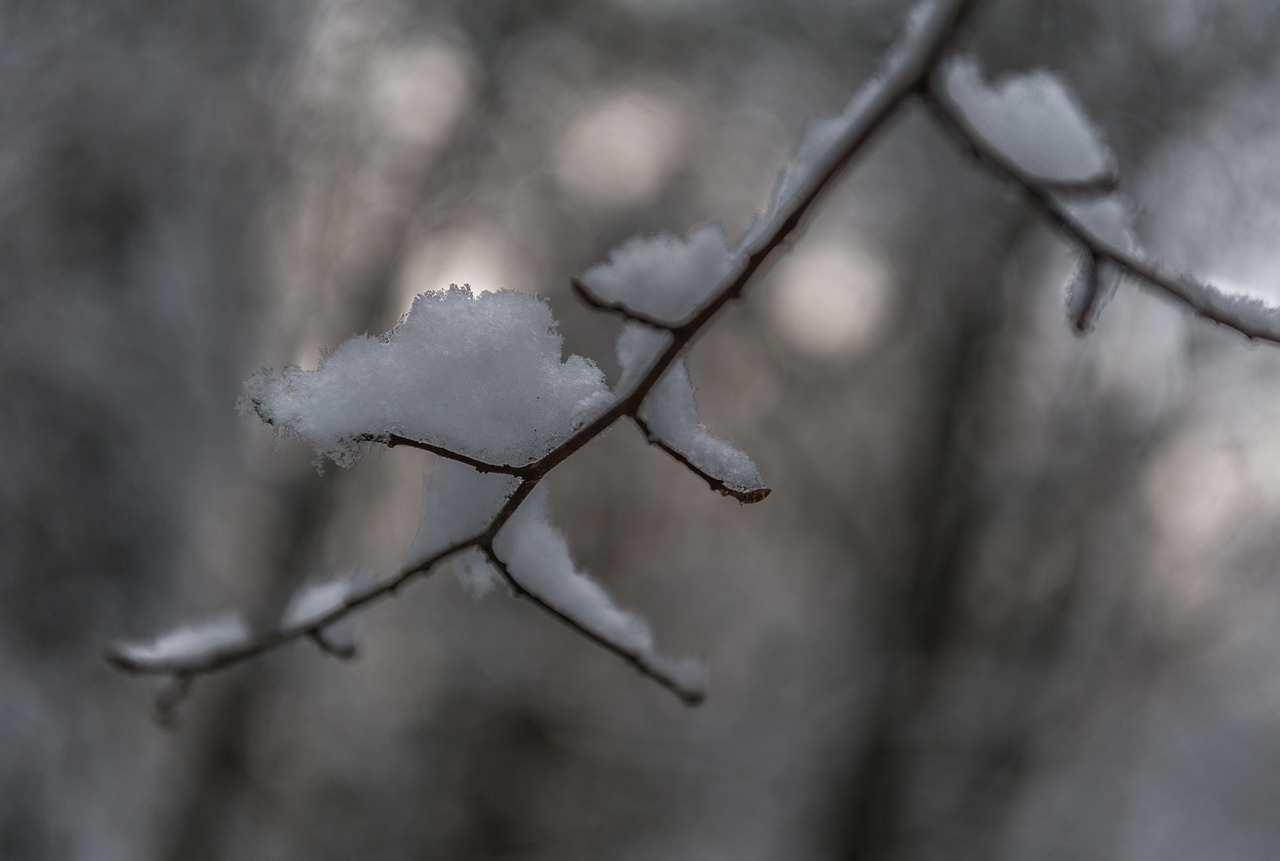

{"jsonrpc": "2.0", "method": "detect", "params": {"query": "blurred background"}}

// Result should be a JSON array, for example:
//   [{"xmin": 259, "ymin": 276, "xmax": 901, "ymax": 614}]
[{"xmin": 6, "ymin": 0, "xmax": 1280, "ymax": 858}]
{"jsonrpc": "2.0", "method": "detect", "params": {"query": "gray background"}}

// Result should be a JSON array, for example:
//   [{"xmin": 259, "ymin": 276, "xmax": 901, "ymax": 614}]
[{"xmin": 5, "ymin": 0, "xmax": 1280, "ymax": 858}]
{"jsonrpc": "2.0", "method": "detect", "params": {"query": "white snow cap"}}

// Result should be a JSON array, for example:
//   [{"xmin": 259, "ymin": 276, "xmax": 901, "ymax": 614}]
[
  {"xmin": 494, "ymin": 484, "xmax": 706, "ymax": 700},
  {"xmin": 282, "ymin": 579, "xmax": 355, "ymax": 629},
  {"xmin": 610, "ymin": 323, "xmax": 765, "ymax": 500},
  {"xmin": 615, "ymin": 322, "xmax": 673, "ymax": 390},
  {"xmin": 112, "ymin": 613, "xmax": 248, "ymax": 667},
  {"xmin": 763, "ymin": 85, "xmax": 879, "ymax": 228},
  {"xmin": 942, "ymin": 56, "xmax": 1115, "ymax": 185},
  {"xmin": 1063, "ymin": 196, "xmax": 1138, "ymax": 256},
  {"xmin": 743, "ymin": 0, "xmax": 946, "ymax": 248},
  {"xmin": 576, "ymin": 224, "xmax": 736, "ymax": 326},
  {"xmin": 408, "ymin": 460, "xmax": 519, "ymax": 565},
  {"xmin": 242, "ymin": 286, "xmax": 609, "ymax": 467},
  {"xmin": 639, "ymin": 360, "xmax": 766, "ymax": 500}
]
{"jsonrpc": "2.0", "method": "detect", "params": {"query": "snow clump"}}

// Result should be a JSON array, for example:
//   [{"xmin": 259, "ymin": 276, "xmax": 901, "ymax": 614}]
[
  {"xmin": 941, "ymin": 56, "xmax": 1115, "ymax": 184},
  {"xmin": 576, "ymin": 224, "xmax": 736, "ymax": 325},
  {"xmin": 639, "ymin": 361, "xmax": 766, "ymax": 498},
  {"xmin": 241, "ymin": 286, "xmax": 610, "ymax": 467},
  {"xmin": 494, "ymin": 484, "xmax": 706, "ymax": 700},
  {"xmin": 407, "ymin": 460, "xmax": 519, "ymax": 594}
]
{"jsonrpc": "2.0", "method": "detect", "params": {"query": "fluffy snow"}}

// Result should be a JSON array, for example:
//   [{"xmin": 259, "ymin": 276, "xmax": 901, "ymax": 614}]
[
  {"xmin": 407, "ymin": 460, "xmax": 519, "ymax": 564},
  {"xmin": 616, "ymin": 323, "xmax": 673, "ymax": 390},
  {"xmin": 765, "ymin": 84, "xmax": 880, "ymax": 223},
  {"xmin": 1063, "ymin": 195, "xmax": 1138, "ymax": 256},
  {"xmin": 1197, "ymin": 283, "xmax": 1280, "ymax": 336},
  {"xmin": 576, "ymin": 224, "xmax": 735, "ymax": 325},
  {"xmin": 940, "ymin": 56, "xmax": 1149, "ymax": 319},
  {"xmin": 942, "ymin": 56, "xmax": 1114, "ymax": 184},
  {"xmin": 742, "ymin": 0, "xmax": 947, "ymax": 250},
  {"xmin": 495, "ymin": 485, "xmax": 705, "ymax": 698},
  {"xmin": 611, "ymin": 320, "xmax": 764, "ymax": 497},
  {"xmin": 639, "ymin": 360, "xmax": 766, "ymax": 497},
  {"xmin": 282, "ymin": 579, "xmax": 354, "ymax": 628},
  {"xmin": 241, "ymin": 286, "xmax": 609, "ymax": 467},
  {"xmin": 112, "ymin": 613, "xmax": 248, "ymax": 666}
]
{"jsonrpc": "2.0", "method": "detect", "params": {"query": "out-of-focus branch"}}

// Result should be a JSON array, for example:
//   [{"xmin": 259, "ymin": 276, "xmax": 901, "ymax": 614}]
[
  {"xmin": 104, "ymin": 532, "xmax": 488, "ymax": 676},
  {"xmin": 921, "ymin": 83, "xmax": 1280, "ymax": 345},
  {"xmin": 106, "ymin": 0, "xmax": 981, "ymax": 704}
]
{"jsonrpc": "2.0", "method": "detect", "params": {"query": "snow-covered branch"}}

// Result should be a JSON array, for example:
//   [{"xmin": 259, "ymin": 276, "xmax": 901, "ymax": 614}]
[
  {"xmin": 107, "ymin": 0, "xmax": 980, "ymax": 709},
  {"xmin": 923, "ymin": 61, "xmax": 1280, "ymax": 342},
  {"xmin": 114, "ymin": 0, "xmax": 1280, "ymax": 711}
]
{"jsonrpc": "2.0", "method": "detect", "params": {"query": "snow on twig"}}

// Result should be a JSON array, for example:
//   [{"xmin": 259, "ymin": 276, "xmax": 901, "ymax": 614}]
[{"xmin": 924, "ymin": 67, "xmax": 1280, "ymax": 343}]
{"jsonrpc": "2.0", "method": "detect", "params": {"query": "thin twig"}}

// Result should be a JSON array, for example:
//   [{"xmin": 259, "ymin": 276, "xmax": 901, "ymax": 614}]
[
  {"xmin": 1068, "ymin": 251, "xmax": 1102, "ymax": 333},
  {"xmin": 630, "ymin": 415, "xmax": 770, "ymax": 503},
  {"xmin": 481, "ymin": 545, "xmax": 705, "ymax": 705},
  {"xmin": 921, "ymin": 82, "xmax": 1280, "ymax": 344}
]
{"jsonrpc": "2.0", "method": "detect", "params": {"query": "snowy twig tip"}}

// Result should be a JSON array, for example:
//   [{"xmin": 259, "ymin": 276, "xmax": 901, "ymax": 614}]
[
  {"xmin": 106, "ymin": 613, "xmax": 250, "ymax": 674},
  {"xmin": 309, "ymin": 630, "xmax": 358, "ymax": 660},
  {"xmin": 1067, "ymin": 252, "xmax": 1102, "ymax": 333}
]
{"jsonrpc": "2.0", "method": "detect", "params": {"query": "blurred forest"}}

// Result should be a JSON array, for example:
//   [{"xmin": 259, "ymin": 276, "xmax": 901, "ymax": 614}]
[{"xmin": 6, "ymin": 0, "xmax": 1280, "ymax": 858}]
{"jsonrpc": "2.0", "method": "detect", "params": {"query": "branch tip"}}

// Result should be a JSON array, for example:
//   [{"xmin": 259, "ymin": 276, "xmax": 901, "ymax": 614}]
[
  {"xmin": 924, "ymin": 81, "xmax": 1280, "ymax": 345},
  {"xmin": 309, "ymin": 630, "xmax": 358, "ymax": 661}
]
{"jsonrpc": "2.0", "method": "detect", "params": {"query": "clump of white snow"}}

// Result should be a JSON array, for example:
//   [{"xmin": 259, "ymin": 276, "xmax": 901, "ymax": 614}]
[
  {"xmin": 765, "ymin": 85, "xmax": 880, "ymax": 224},
  {"xmin": 494, "ymin": 484, "xmax": 705, "ymax": 700},
  {"xmin": 241, "ymin": 286, "xmax": 610, "ymax": 467},
  {"xmin": 609, "ymin": 317, "xmax": 764, "ymax": 499},
  {"xmin": 941, "ymin": 57, "xmax": 1115, "ymax": 184},
  {"xmin": 615, "ymin": 323, "xmax": 673, "ymax": 390},
  {"xmin": 1063, "ymin": 196, "xmax": 1138, "ymax": 256},
  {"xmin": 112, "ymin": 613, "xmax": 248, "ymax": 666},
  {"xmin": 282, "ymin": 579, "xmax": 355, "ymax": 628},
  {"xmin": 451, "ymin": 547, "xmax": 501, "ymax": 600},
  {"xmin": 576, "ymin": 224, "xmax": 735, "ymax": 325},
  {"xmin": 639, "ymin": 360, "xmax": 766, "ymax": 498},
  {"xmin": 941, "ymin": 56, "xmax": 1149, "ymax": 326},
  {"xmin": 408, "ymin": 460, "xmax": 519, "ymax": 565}
]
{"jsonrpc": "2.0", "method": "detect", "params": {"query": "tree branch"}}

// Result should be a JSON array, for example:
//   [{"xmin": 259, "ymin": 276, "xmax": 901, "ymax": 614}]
[
  {"xmin": 104, "ymin": 534, "xmax": 488, "ymax": 676},
  {"xmin": 921, "ymin": 82, "xmax": 1280, "ymax": 344},
  {"xmin": 630, "ymin": 415, "xmax": 771, "ymax": 503},
  {"xmin": 569, "ymin": 277, "xmax": 678, "ymax": 330},
  {"xmin": 480, "ymin": 545, "xmax": 705, "ymax": 705},
  {"xmin": 377, "ymin": 434, "xmax": 530, "ymax": 475},
  {"xmin": 107, "ymin": 0, "xmax": 981, "ymax": 706}
]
